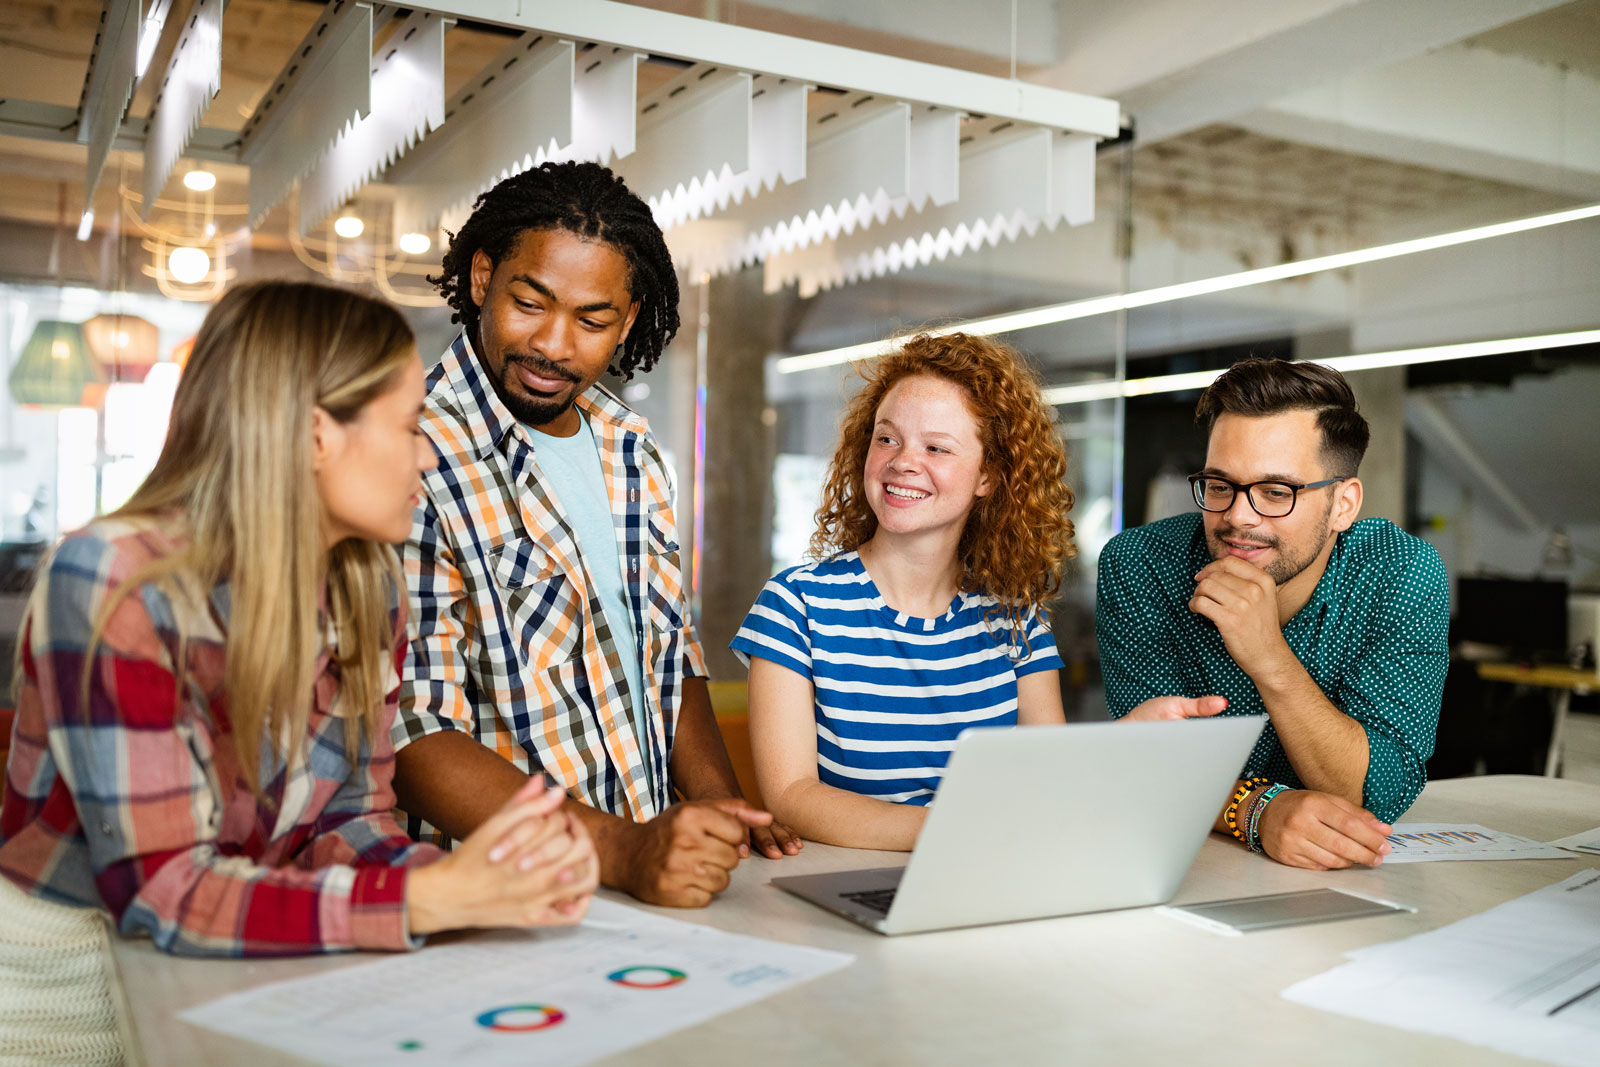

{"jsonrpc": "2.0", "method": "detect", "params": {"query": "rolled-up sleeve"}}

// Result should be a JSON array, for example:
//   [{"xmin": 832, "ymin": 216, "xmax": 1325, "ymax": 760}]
[{"xmin": 1335, "ymin": 543, "xmax": 1450, "ymax": 823}]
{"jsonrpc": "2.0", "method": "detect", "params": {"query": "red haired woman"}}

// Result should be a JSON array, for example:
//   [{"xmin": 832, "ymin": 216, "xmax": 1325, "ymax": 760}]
[{"xmin": 733, "ymin": 333, "xmax": 1077, "ymax": 850}]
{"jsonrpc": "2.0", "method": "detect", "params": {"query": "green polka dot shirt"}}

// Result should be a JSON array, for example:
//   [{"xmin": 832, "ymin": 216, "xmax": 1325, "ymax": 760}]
[{"xmin": 1096, "ymin": 513, "xmax": 1449, "ymax": 823}]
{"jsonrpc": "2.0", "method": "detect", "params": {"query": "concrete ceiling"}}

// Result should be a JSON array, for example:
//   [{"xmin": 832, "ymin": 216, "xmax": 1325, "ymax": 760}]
[
  {"xmin": 0, "ymin": 1, "xmax": 1592, "ymax": 262},
  {"xmin": 0, "ymin": 0, "xmax": 1595, "ymax": 350},
  {"xmin": 2, "ymin": 0, "xmax": 1594, "ymax": 537},
  {"xmin": 1465, "ymin": 0, "xmax": 1600, "ymax": 79}
]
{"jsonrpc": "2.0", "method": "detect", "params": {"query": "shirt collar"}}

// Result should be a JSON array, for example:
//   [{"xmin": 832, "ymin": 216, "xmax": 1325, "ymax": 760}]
[
  {"xmin": 438, "ymin": 329, "xmax": 648, "ymax": 459},
  {"xmin": 438, "ymin": 330, "xmax": 520, "ymax": 462},
  {"xmin": 573, "ymin": 379, "xmax": 648, "ymax": 436}
]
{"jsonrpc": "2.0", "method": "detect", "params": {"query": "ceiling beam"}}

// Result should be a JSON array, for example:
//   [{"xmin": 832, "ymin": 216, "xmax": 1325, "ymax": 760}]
[
  {"xmin": 1038, "ymin": 0, "xmax": 1570, "ymax": 144},
  {"xmin": 77, "ymin": 0, "xmax": 141, "ymax": 211},
  {"xmin": 403, "ymin": 0, "xmax": 1119, "ymax": 137},
  {"xmin": 1237, "ymin": 44, "xmax": 1600, "ymax": 200},
  {"xmin": 1407, "ymin": 395, "xmax": 1541, "ymax": 530},
  {"xmin": 0, "ymin": 99, "xmax": 238, "ymax": 162},
  {"xmin": 725, "ymin": 0, "xmax": 1061, "ymax": 69}
]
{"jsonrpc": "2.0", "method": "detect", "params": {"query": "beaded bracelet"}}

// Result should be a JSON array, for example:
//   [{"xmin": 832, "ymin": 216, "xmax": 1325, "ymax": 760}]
[
  {"xmin": 1225, "ymin": 776, "xmax": 1270, "ymax": 842},
  {"xmin": 1235, "ymin": 783, "xmax": 1266, "ymax": 843},
  {"xmin": 1247, "ymin": 783, "xmax": 1290, "ymax": 853},
  {"xmin": 1236, "ymin": 779, "xmax": 1275, "ymax": 845}
]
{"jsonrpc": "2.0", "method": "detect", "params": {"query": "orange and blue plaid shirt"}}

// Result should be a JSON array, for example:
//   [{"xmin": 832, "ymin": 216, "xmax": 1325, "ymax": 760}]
[
  {"xmin": 0, "ymin": 519, "xmax": 440, "ymax": 957},
  {"xmin": 396, "ymin": 331, "xmax": 706, "ymax": 839}
]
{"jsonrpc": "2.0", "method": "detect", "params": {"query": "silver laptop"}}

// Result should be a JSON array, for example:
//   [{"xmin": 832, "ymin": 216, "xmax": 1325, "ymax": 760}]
[{"xmin": 771, "ymin": 715, "xmax": 1267, "ymax": 935}]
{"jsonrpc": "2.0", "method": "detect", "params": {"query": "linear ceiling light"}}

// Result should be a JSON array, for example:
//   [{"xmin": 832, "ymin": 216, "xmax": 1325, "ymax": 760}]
[
  {"xmin": 1041, "ymin": 327, "xmax": 1600, "ymax": 407},
  {"xmin": 776, "ymin": 201, "xmax": 1600, "ymax": 375}
]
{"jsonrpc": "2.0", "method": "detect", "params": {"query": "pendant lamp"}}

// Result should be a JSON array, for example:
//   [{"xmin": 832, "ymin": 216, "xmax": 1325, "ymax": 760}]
[
  {"xmin": 82, "ymin": 313, "xmax": 160, "ymax": 383},
  {"xmin": 7, "ymin": 319, "xmax": 104, "ymax": 407}
]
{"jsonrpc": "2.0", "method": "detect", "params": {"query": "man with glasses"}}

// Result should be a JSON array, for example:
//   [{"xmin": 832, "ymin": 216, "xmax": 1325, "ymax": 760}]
[{"xmin": 1096, "ymin": 358, "xmax": 1448, "ymax": 870}]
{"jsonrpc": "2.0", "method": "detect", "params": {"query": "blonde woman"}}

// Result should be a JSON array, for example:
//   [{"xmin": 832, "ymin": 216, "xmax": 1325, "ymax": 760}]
[
  {"xmin": 733, "ymin": 333, "xmax": 1077, "ymax": 851},
  {"xmin": 0, "ymin": 282, "xmax": 596, "ymax": 1063}
]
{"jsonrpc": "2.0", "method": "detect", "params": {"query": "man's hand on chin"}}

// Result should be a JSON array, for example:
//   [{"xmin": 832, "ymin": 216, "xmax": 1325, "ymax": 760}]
[{"xmin": 1188, "ymin": 556, "xmax": 1295, "ymax": 679}]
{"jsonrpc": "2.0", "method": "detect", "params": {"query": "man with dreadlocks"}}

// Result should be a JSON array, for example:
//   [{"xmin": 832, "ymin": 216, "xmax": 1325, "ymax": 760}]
[{"xmin": 392, "ymin": 161, "xmax": 800, "ymax": 908}]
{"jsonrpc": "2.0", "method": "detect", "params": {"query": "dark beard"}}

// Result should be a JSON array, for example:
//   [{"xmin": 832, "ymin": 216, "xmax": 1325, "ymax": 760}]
[
  {"xmin": 491, "ymin": 354, "xmax": 582, "ymax": 428},
  {"xmin": 1207, "ymin": 502, "xmax": 1334, "ymax": 586}
]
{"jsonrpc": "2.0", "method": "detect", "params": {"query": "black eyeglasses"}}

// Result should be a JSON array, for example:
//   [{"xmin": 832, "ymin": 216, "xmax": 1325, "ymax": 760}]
[{"xmin": 1188, "ymin": 475, "xmax": 1345, "ymax": 518}]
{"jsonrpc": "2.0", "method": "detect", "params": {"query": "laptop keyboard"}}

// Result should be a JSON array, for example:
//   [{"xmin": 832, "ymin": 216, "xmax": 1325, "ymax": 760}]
[{"xmin": 840, "ymin": 888, "xmax": 898, "ymax": 915}]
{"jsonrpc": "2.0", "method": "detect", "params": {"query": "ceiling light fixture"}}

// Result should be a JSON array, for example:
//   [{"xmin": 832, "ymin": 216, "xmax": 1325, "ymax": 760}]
[
  {"xmin": 333, "ymin": 215, "xmax": 365, "ymax": 239},
  {"xmin": 777, "ymin": 201, "xmax": 1600, "ymax": 375},
  {"xmin": 75, "ymin": 209, "xmax": 95, "ymax": 242},
  {"xmin": 135, "ymin": 0, "xmax": 173, "ymax": 78},
  {"xmin": 167, "ymin": 246, "xmax": 211, "ymax": 285},
  {"xmin": 398, "ymin": 231, "xmax": 431, "ymax": 255},
  {"xmin": 182, "ymin": 169, "xmax": 216, "ymax": 192},
  {"xmin": 7, "ymin": 320, "xmax": 102, "ymax": 407},
  {"xmin": 1041, "ymin": 327, "xmax": 1600, "ymax": 407}
]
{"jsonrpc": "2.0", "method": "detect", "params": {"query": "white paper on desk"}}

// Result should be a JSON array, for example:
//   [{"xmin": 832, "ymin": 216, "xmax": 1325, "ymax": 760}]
[
  {"xmin": 1549, "ymin": 825, "xmax": 1600, "ymax": 856},
  {"xmin": 1381, "ymin": 822, "xmax": 1572, "ymax": 862},
  {"xmin": 178, "ymin": 898, "xmax": 853, "ymax": 1067},
  {"xmin": 1284, "ymin": 869, "xmax": 1600, "ymax": 1067}
]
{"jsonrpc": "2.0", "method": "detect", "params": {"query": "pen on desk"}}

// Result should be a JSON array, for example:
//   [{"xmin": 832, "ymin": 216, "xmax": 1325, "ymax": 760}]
[{"xmin": 1546, "ymin": 981, "xmax": 1600, "ymax": 1017}]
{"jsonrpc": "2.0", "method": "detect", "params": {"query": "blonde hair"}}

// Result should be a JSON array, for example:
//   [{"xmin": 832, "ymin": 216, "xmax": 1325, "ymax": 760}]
[
  {"xmin": 810, "ymin": 332, "xmax": 1077, "ymax": 641},
  {"xmin": 85, "ymin": 280, "xmax": 416, "ymax": 792}
]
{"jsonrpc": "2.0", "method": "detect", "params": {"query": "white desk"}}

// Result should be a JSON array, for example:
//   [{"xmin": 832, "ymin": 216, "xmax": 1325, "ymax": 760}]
[{"xmin": 108, "ymin": 775, "xmax": 1600, "ymax": 1066}]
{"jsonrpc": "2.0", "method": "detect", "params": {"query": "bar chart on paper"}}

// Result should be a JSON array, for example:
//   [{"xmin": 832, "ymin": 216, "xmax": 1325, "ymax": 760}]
[
  {"xmin": 178, "ymin": 899, "xmax": 852, "ymax": 1067},
  {"xmin": 1382, "ymin": 823, "xmax": 1572, "ymax": 863}
]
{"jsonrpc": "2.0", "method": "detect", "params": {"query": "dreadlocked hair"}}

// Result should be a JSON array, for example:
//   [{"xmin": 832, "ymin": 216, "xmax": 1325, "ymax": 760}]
[
  {"xmin": 431, "ymin": 160, "xmax": 681, "ymax": 380},
  {"xmin": 810, "ymin": 332, "xmax": 1077, "ymax": 646}
]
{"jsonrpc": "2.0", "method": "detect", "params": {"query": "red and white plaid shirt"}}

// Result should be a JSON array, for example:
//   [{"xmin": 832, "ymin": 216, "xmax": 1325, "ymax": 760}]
[{"xmin": 0, "ymin": 518, "xmax": 441, "ymax": 957}]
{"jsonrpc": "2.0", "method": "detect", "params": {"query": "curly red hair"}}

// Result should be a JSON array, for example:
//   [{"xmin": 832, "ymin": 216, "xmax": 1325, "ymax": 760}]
[{"xmin": 809, "ymin": 332, "xmax": 1077, "ymax": 639}]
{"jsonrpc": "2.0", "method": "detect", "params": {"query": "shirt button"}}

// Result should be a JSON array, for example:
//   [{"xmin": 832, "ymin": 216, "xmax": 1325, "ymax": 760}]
[{"xmin": 99, "ymin": 822, "xmax": 114, "ymax": 836}]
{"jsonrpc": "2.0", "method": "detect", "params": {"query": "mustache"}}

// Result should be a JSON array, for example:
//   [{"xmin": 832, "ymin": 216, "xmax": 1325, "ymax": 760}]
[
  {"xmin": 504, "ymin": 353, "xmax": 580, "ymax": 384},
  {"xmin": 1211, "ymin": 526, "xmax": 1278, "ymax": 549}
]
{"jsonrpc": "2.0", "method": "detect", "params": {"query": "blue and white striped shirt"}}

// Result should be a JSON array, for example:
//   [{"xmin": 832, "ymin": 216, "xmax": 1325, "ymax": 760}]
[{"xmin": 731, "ymin": 552, "xmax": 1063, "ymax": 805}]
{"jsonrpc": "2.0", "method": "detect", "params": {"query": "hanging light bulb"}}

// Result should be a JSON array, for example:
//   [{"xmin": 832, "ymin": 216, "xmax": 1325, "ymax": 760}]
[
  {"xmin": 168, "ymin": 246, "xmax": 211, "ymax": 284},
  {"xmin": 398, "ymin": 231, "xmax": 431, "ymax": 255},
  {"xmin": 333, "ymin": 215, "xmax": 365, "ymax": 239},
  {"xmin": 183, "ymin": 169, "xmax": 217, "ymax": 192}
]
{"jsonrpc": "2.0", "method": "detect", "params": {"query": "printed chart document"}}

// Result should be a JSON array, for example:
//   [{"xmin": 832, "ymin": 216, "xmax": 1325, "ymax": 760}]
[
  {"xmin": 1549, "ymin": 825, "xmax": 1600, "ymax": 856},
  {"xmin": 1283, "ymin": 869, "xmax": 1600, "ymax": 1067},
  {"xmin": 179, "ymin": 898, "xmax": 853, "ymax": 1066},
  {"xmin": 1382, "ymin": 822, "xmax": 1572, "ymax": 863}
]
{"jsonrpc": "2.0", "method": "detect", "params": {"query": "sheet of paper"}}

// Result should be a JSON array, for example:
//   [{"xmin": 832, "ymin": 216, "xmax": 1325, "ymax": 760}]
[
  {"xmin": 1549, "ymin": 825, "xmax": 1600, "ymax": 856},
  {"xmin": 179, "ymin": 898, "xmax": 853, "ymax": 1067},
  {"xmin": 1284, "ymin": 869, "xmax": 1600, "ymax": 1067},
  {"xmin": 1381, "ymin": 822, "xmax": 1573, "ymax": 862}
]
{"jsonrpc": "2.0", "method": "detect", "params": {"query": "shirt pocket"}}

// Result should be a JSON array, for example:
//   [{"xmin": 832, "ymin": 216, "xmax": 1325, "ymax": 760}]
[
  {"xmin": 644, "ymin": 506, "xmax": 687, "ymax": 633},
  {"xmin": 491, "ymin": 539, "xmax": 582, "ymax": 666}
]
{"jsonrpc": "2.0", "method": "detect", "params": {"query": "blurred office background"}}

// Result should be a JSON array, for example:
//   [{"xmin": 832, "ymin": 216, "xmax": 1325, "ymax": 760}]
[{"xmin": 1, "ymin": 0, "xmax": 1596, "ymax": 782}]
